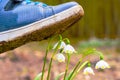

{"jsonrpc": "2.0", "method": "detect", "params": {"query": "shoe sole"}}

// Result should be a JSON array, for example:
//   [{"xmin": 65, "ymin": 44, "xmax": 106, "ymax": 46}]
[{"xmin": 0, "ymin": 5, "xmax": 84, "ymax": 53}]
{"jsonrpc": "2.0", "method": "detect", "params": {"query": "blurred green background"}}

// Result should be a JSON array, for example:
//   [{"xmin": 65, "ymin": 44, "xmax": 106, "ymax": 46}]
[{"xmin": 35, "ymin": 0, "xmax": 120, "ymax": 40}]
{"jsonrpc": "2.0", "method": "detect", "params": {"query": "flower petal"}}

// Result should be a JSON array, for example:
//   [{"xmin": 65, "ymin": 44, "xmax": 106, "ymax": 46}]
[
  {"xmin": 83, "ymin": 67, "xmax": 95, "ymax": 75},
  {"xmin": 95, "ymin": 60, "xmax": 110, "ymax": 69},
  {"xmin": 53, "ymin": 41, "xmax": 66, "ymax": 50},
  {"xmin": 54, "ymin": 53, "xmax": 65, "ymax": 62},
  {"xmin": 63, "ymin": 44, "xmax": 76, "ymax": 54}
]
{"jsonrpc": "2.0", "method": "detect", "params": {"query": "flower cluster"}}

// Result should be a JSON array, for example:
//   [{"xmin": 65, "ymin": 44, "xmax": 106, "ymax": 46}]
[
  {"xmin": 34, "ymin": 35, "xmax": 111, "ymax": 80},
  {"xmin": 53, "ymin": 38, "xmax": 110, "ymax": 76},
  {"xmin": 83, "ymin": 60, "xmax": 110, "ymax": 76},
  {"xmin": 53, "ymin": 41, "xmax": 76, "ymax": 62}
]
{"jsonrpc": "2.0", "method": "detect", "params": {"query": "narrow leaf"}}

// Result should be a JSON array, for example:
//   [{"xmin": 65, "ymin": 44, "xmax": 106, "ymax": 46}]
[
  {"xmin": 34, "ymin": 72, "xmax": 42, "ymax": 80},
  {"xmin": 55, "ymin": 72, "xmax": 65, "ymax": 80}
]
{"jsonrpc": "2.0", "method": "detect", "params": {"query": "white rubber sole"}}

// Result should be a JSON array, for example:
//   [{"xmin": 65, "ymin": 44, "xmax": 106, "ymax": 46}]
[{"xmin": 0, "ymin": 5, "xmax": 83, "ymax": 42}]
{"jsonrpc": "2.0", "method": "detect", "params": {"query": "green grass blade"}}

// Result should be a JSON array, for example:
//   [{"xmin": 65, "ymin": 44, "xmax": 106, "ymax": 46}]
[
  {"xmin": 55, "ymin": 72, "xmax": 65, "ymax": 80},
  {"xmin": 34, "ymin": 72, "xmax": 42, "ymax": 80}
]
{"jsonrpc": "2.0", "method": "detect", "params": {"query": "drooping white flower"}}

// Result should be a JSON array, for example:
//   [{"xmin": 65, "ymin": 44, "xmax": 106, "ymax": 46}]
[
  {"xmin": 95, "ymin": 60, "xmax": 110, "ymax": 69},
  {"xmin": 83, "ymin": 67, "xmax": 95, "ymax": 75},
  {"xmin": 54, "ymin": 53, "xmax": 65, "ymax": 62},
  {"xmin": 53, "ymin": 41, "xmax": 66, "ymax": 50},
  {"xmin": 63, "ymin": 44, "xmax": 76, "ymax": 54}
]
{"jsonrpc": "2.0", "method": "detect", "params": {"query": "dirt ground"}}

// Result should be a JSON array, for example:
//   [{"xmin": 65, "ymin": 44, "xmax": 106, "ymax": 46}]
[{"xmin": 0, "ymin": 43, "xmax": 120, "ymax": 80}]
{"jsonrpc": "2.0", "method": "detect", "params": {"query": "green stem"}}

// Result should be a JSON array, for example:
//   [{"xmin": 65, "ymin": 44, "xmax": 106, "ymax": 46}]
[
  {"xmin": 47, "ymin": 57, "xmax": 53, "ymax": 80},
  {"xmin": 94, "ymin": 51, "xmax": 104, "ymax": 59},
  {"xmin": 41, "ymin": 49, "xmax": 49, "ymax": 80},
  {"xmin": 68, "ymin": 58, "xmax": 83, "ymax": 80},
  {"xmin": 59, "ymin": 35, "xmax": 62, "ymax": 40},
  {"xmin": 47, "ymin": 41, "xmax": 61, "ymax": 80},
  {"xmin": 63, "ymin": 38, "xmax": 70, "ymax": 44},
  {"xmin": 70, "ymin": 61, "xmax": 89, "ymax": 80},
  {"xmin": 63, "ymin": 54, "xmax": 71, "ymax": 80},
  {"xmin": 41, "ymin": 38, "xmax": 53, "ymax": 80},
  {"xmin": 44, "ymin": 35, "xmax": 63, "ymax": 80}
]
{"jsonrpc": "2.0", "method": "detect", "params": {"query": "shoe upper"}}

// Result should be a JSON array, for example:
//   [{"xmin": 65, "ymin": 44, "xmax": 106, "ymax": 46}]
[{"xmin": 0, "ymin": 0, "xmax": 78, "ymax": 32}]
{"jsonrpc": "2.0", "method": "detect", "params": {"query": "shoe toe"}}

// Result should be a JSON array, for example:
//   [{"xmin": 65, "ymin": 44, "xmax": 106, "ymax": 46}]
[{"xmin": 53, "ymin": 1, "xmax": 79, "ymax": 14}]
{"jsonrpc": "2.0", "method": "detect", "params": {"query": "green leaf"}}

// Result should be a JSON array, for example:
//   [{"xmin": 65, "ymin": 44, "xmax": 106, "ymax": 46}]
[
  {"xmin": 83, "ymin": 48, "xmax": 97, "ymax": 56},
  {"xmin": 54, "ymin": 72, "xmax": 65, "ymax": 80},
  {"xmin": 34, "ymin": 72, "xmax": 42, "ymax": 80},
  {"xmin": 70, "ymin": 61, "xmax": 89, "ymax": 80},
  {"xmin": 65, "ymin": 71, "xmax": 72, "ymax": 80},
  {"xmin": 59, "ymin": 34, "xmax": 62, "ymax": 40}
]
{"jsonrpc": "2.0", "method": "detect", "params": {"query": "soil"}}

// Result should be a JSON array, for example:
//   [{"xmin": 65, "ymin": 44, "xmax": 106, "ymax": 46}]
[{"xmin": 0, "ymin": 42, "xmax": 120, "ymax": 80}]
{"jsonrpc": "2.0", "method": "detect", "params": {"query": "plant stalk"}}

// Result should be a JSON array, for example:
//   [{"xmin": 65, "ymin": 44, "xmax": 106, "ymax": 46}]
[
  {"xmin": 47, "ymin": 57, "xmax": 53, "ymax": 80},
  {"xmin": 41, "ymin": 37, "xmax": 53, "ymax": 80},
  {"xmin": 68, "ymin": 59, "xmax": 81, "ymax": 80},
  {"xmin": 70, "ymin": 61, "xmax": 89, "ymax": 80},
  {"xmin": 47, "ymin": 41, "xmax": 61, "ymax": 80},
  {"xmin": 63, "ymin": 54, "xmax": 71, "ymax": 80}
]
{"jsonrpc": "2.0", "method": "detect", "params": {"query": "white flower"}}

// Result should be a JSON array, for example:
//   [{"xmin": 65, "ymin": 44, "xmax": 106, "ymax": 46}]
[
  {"xmin": 54, "ymin": 53, "xmax": 65, "ymax": 62},
  {"xmin": 63, "ymin": 44, "xmax": 76, "ymax": 54},
  {"xmin": 95, "ymin": 60, "xmax": 110, "ymax": 69},
  {"xmin": 53, "ymin": 41, "xmax": 66, "ymax": 50},
  {"xmin": 83, "ymin": 67, "xmax": 95, "ymax": 75}
]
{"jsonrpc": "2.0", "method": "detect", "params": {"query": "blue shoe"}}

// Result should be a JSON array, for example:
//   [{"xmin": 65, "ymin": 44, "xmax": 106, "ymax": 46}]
[{"xmin": 0, "ymin": 0, "xmax": 84, "ymax": 53}]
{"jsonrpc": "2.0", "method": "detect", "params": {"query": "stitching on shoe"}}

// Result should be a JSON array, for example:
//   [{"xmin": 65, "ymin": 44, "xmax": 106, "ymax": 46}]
[{"xmin": 50, "ymin": 6, "xmax": 55, "ymax": 15}]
